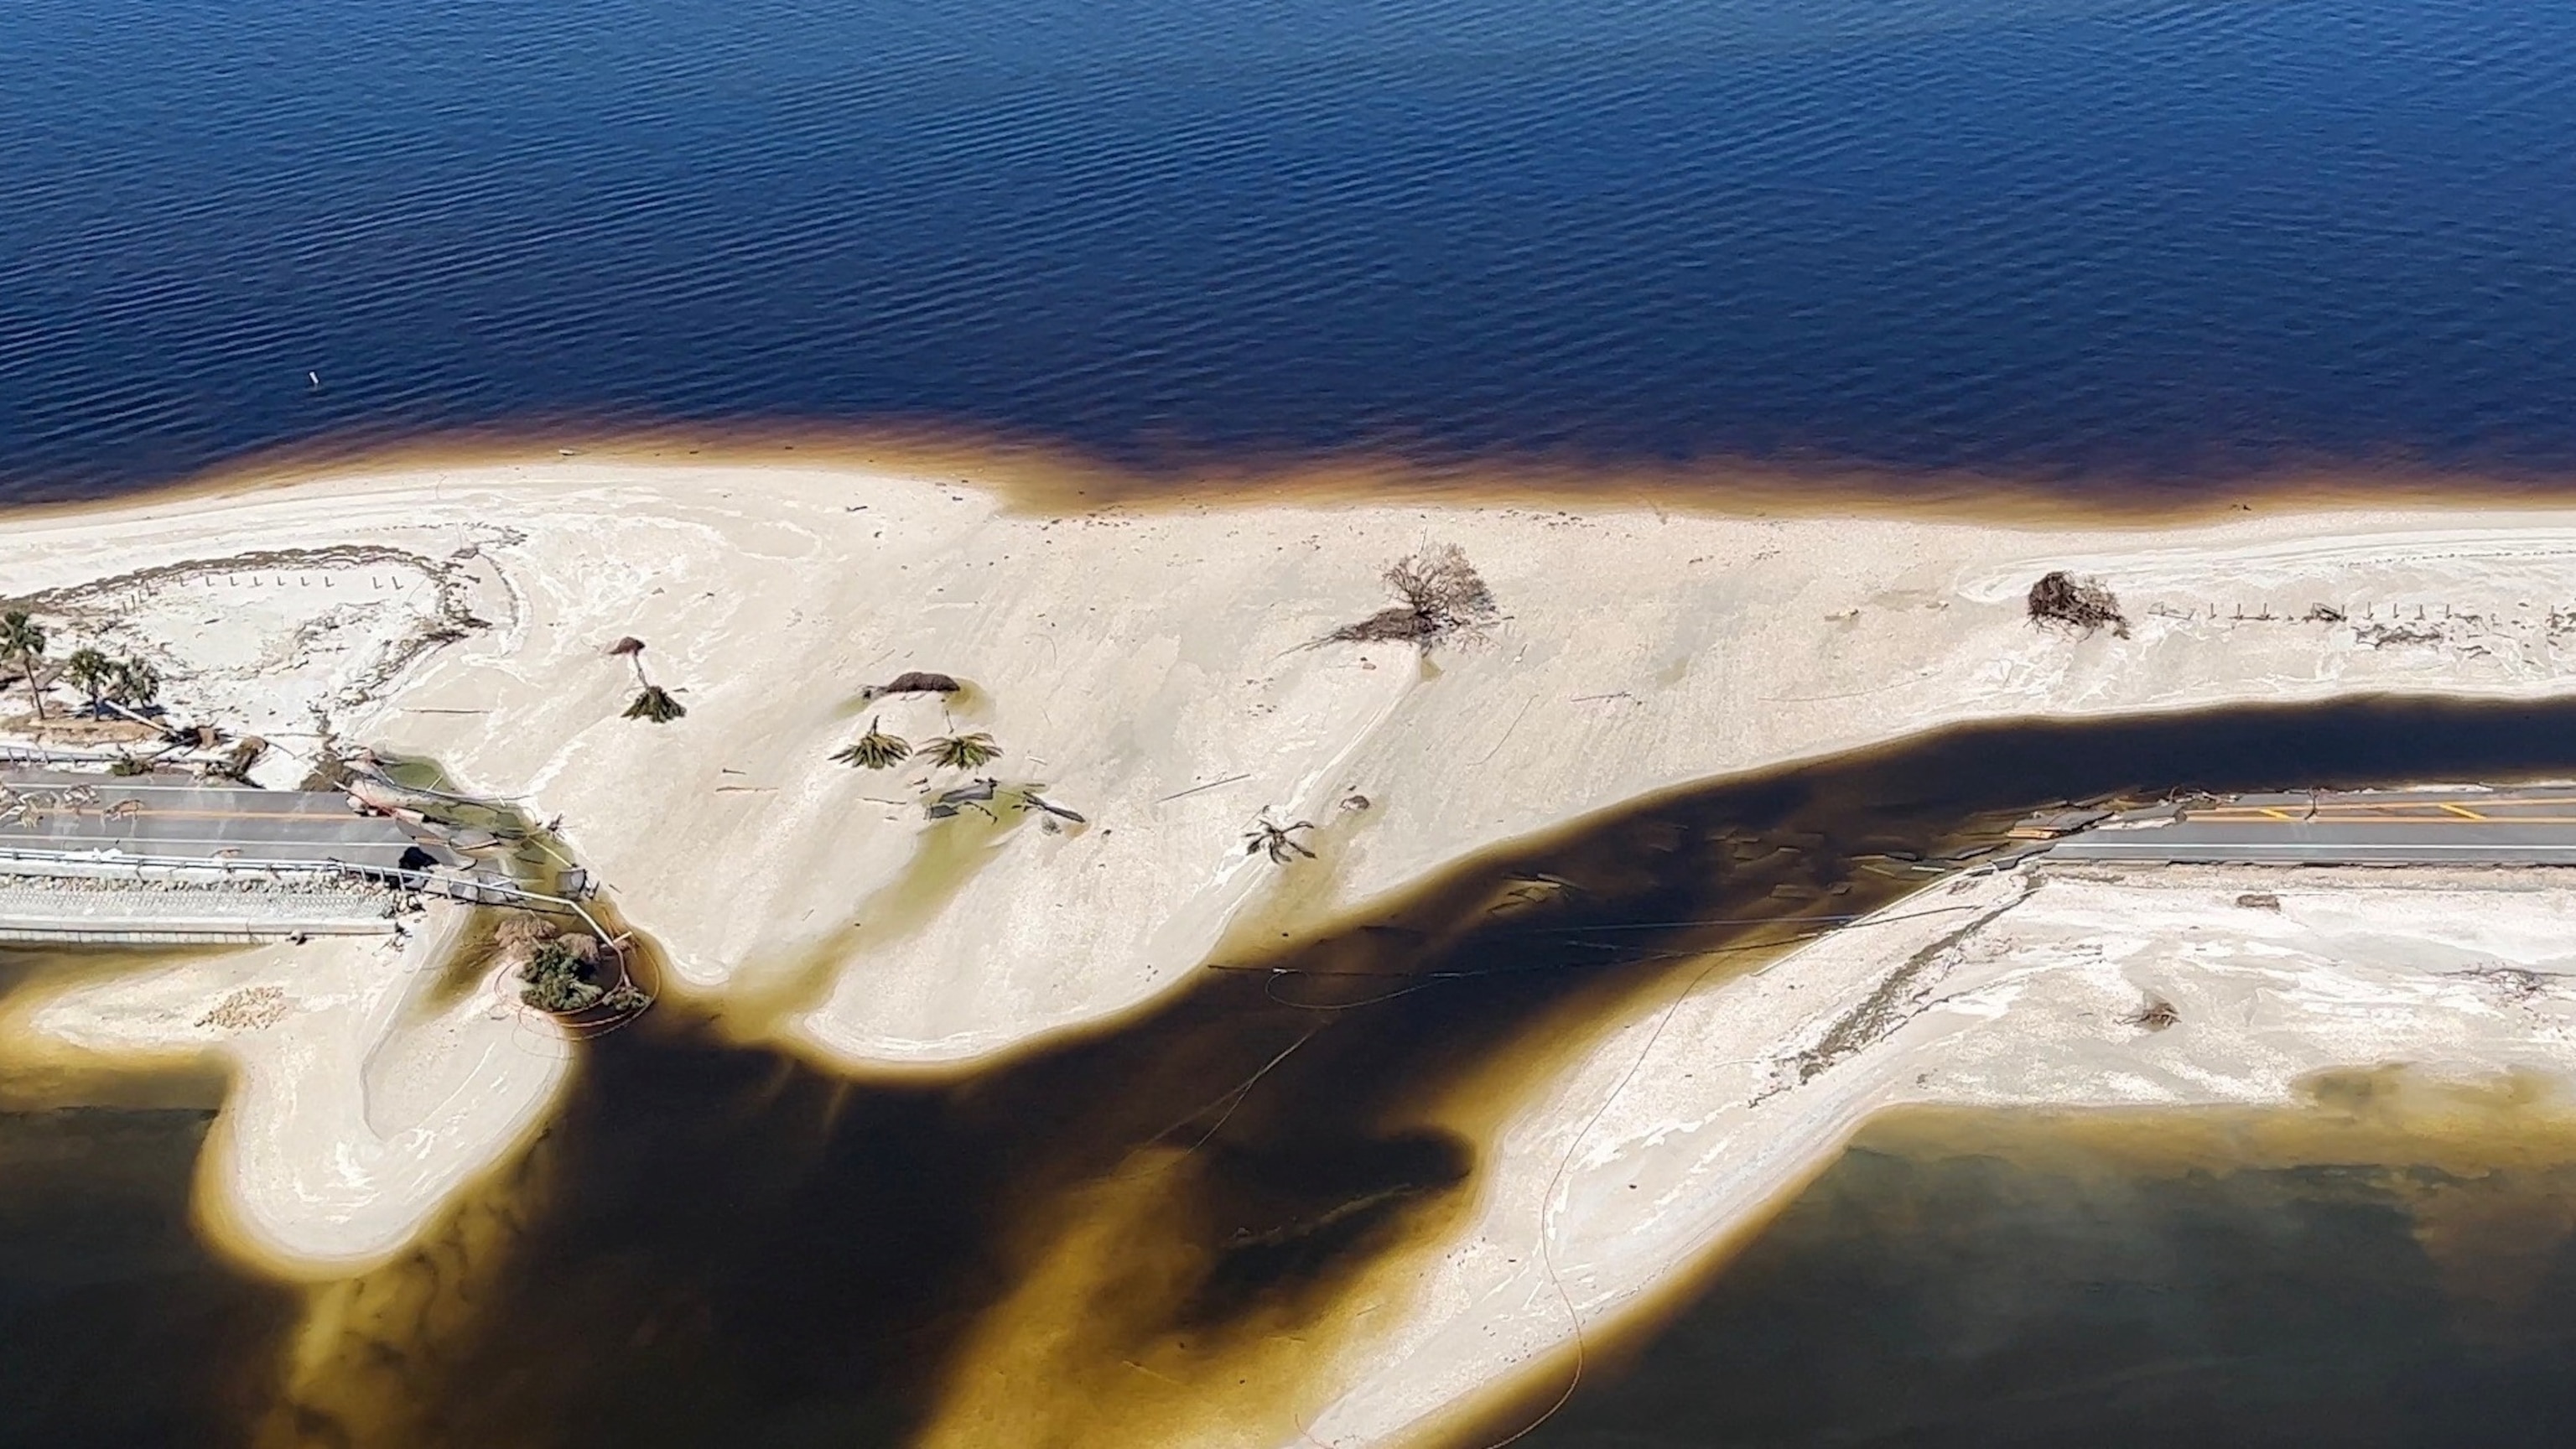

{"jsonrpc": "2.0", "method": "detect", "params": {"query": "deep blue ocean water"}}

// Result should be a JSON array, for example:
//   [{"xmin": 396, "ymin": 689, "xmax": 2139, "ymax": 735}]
[{"xmin": 3, "ymin": 0, "xmax": 2572, "ymax": 501}]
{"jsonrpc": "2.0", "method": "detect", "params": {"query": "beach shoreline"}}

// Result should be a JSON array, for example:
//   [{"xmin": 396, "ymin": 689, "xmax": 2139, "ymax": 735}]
[
  {"xmin": 1296, "ymin": 862, "xmax": 2576, "ymax": 1449},
  {"xmin": 13, "ymin": 450, "xmax": 2576, "ymax": 1421}
]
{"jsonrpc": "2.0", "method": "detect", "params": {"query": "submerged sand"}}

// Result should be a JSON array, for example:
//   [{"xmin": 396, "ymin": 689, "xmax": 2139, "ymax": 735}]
[
  {"xmin": 1287, "ymin": 862, "xmax": 2576, "ymax": 1448},
  {"xmin": 9, "ymin": 455, "xmax": 2576, "ymax": 1422}
]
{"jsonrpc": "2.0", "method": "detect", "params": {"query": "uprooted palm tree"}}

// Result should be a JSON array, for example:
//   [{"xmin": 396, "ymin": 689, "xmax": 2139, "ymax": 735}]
[
  {"xmin": 610, "ymin": 638, "xmax": 688, "ymax": 724},
  {"xmin": 832, "ymin": 718, "xmax": 912, "ymax": 769},
  {"xmin": 922, "ymin": 731, "xmax": 1001, "ymax": 771},
  {"xmin": 1, "ymin": 611, "xmax": 48, "ymax": 721},
  {"xmin": 625, "ymin": 685, "xmax": 687, "ymax": 723},
  {"xmin": 64, "ymin": 648, "xmax": 113, "ymax": 716}
]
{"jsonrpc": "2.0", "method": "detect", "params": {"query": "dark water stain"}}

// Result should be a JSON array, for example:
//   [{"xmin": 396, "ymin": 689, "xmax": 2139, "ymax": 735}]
[
  {"xmin": 24, "ymin": 695, "xmax": 2576, "ymax": 1443},
  {"xmin": 239, "ymin": 695, "xmax": 2576, "ymax": 1447},
  {"xmin": 3, "ymin": 0, "xmax": 2574, "ymax": 502},
  {"xmin": 0, "ymin": 1106, "xmax": 295, "ymax": 1449},
  {"xmin": 1486, "ymin": 1085, "xmax": 2576, "ymax": 1449}
]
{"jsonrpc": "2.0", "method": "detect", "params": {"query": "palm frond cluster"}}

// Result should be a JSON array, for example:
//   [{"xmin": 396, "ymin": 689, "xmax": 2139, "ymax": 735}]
[
  {"xmin": 2, "ymin": 611, "xmax": 164, "ymax": 722},
  {"xmin": 833, "ymin": 718, "xmax": 913, "ymax": 769},
  {"xmin": 832, "ymin": 724, "xmax": 1000, "ymax": 771},
  {"xmin": 925, "ymin": 731, "xmax": 1001, "ymax": 771},
  {"xmin": 625, "ymin": 685, "xmax": 687, "ymax": 723},
  {"xmin": 65, "ymin": 647, "xmax": 161, "ymax": 714}
]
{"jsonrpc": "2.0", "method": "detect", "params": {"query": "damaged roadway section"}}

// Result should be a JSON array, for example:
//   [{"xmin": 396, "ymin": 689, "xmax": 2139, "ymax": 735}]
[
  {"xmin": 2032, "ymin": 783, "xmax": 2576, "ymax": 866},
  {"xmin": 0, "ymin": 769, "xmax": 457, "ymax": 943}
]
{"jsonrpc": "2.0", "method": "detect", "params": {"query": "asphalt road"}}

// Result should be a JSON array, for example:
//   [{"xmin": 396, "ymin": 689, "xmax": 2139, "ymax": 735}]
[
  {"xmin": 0, "ymin": 769, "xmax": 433, "ymax": 871},
  {"xmin": 2040, "ymin": 785, "xmax": 2576, "ymax": 866}
]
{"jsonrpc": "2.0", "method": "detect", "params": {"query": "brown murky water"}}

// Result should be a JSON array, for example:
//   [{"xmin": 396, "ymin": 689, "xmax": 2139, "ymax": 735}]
[
  {"xmin": 1484, "ymin": 1072, "xmax": 2576, "ymax": 1449},
  {"xmin": 13, "ymin": 695, "xmax": 2576, "ymax": 1446}
]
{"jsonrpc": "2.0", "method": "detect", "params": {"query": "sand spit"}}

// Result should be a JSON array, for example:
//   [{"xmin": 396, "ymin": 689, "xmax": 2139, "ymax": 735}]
[
  {"xmin": 1289, "ymin": 864, "xmax": 2576, "ymax": 1449},
  {"xmin": 15, "ymin": 459, "xmax": 2576, "ymax": 1067},
  {"xmin": 12, "ymin": 457, "xmax": 2576, "ymax": 1303},
  {"xmin": 4, "ymin": 901, "xmax": 569, "ymax": 1272}
]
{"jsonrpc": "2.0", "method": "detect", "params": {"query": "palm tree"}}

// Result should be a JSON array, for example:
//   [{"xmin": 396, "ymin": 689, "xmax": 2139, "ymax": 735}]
[
  {"xmin": 64, "ymin": 648, "xmax": 112, "ymax": 716},
  {"xmin": 832, "ymin": 718, "xmax": 911, "ymax": 769},
  {"xmin": 106, "ymin": 657, "xmax": 160, "ymax": 713},
  {"xmin": 923, "ymin": 732, "xmax": 1001, "ymax": 771},
  {"xmin": 0, "ymin": 611, "xmax": 47, "ymax": 721}
]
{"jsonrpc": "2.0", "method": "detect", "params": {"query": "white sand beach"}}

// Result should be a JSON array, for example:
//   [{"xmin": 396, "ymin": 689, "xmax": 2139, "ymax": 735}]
[{"xmin": 9, "ymin": 452, "xmax": 2576, "ymax": 1375}]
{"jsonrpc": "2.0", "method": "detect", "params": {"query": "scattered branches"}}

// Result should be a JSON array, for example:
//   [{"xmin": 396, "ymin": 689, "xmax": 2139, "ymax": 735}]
[
  {"xmin": 1245, "ymin": 817, "xmax": 1317, "ymax": 864},
  {"xmin": 1328, "ymin": 543, "xmax": 1499, "ymax": 647},
  {"xmin": 833, "ymin": 718, "xmax": 912, "ymax": 769},
  {"xmin": 2026, "ymin": 571, "xmax": 2130, "ymax": 638},
  {"xmin": 923, "ymin": 731, "xmax": 1001, "ymax": 771},
  {"xmin": 625, "ymin": 685, "xmax": 687, "ymax": 724},
  {"xmin": 2124, "ymin": 996, "xmax": 2180, "ymax": 1031}
]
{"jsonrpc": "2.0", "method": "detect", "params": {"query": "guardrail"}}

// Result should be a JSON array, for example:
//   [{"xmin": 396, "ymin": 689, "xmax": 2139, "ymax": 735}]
[{"xmin": 0, "ymin": 842, "xmax": 615, "ymax": 944}]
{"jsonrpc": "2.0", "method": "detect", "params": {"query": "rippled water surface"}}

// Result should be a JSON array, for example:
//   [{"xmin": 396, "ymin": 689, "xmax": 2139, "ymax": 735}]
[{"xmin": 3, "ymin": 0, "xmax": 2573, "ymax": 498}]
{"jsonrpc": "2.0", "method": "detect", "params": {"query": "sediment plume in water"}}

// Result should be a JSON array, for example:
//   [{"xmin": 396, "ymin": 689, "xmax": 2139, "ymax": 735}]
[
  {"xmin": 166, "ymin": 694, "xmax": 2576, "ymax": 1449},
  {"xmin": 1469, "ymin": 1069, "xmax": 2576, "ymax": 1449},
  {"xmin": 21, "ymin": 696, "xmax": 2576, "ymax": 1444}
]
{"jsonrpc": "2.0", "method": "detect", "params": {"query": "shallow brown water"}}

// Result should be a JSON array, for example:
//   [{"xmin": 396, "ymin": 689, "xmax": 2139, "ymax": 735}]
[
  {"xmin": 18, "ymin": 695, "xmax": 2576, "ymax": 1444},
  {"xmin": 1483, "ymin": 1077, "xmax": 2576, "ymax": 1449}
]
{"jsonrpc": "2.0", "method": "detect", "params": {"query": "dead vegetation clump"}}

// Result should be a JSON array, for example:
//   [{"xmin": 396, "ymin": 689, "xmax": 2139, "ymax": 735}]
[
  {"xmin": 2026, "ymin": 570, "xmax": 2130, "ymax": 638},
  {"xmin": 493, "ymin": 911, "xmax": 559, "ymax": 952},
  {"xmin": 2125, "ymin": 996, "xmax": 2181, "ymax": 1031},
  {"xmin": 197, "ymin": 984, "xmax": 290, "ymax": 1031},
  {"xmin": 1328, "ymin": 543, "xmax": 1499, "ymax": 647}
]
